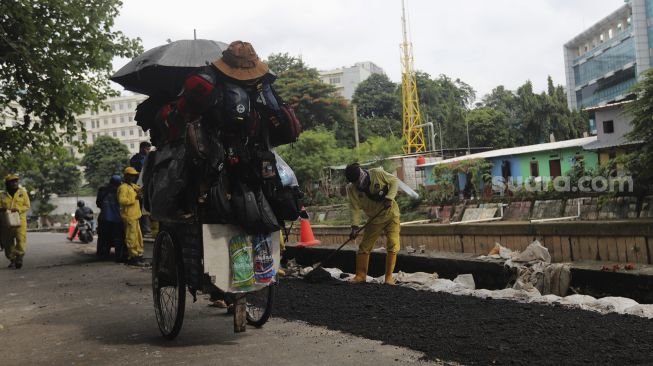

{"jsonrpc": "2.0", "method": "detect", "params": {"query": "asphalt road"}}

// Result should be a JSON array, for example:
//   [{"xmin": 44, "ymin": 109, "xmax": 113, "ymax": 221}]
[{"xmin": 0, "ymin": 233, "xmax": 443, "ymax": 366}]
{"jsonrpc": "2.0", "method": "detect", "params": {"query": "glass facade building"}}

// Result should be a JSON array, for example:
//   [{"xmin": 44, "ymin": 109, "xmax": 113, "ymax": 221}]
[{"xmin": 564, "ymin": 0, "xmax": 653, "ymax": 109}]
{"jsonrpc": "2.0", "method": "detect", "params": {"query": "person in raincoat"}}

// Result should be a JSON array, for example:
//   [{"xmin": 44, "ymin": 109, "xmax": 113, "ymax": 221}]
[
  {"xmin": 0, "ymin": 174, "xmax": 31, "ymax": 269},
  {"xmin": 118, "ymin": 167, "xmax": 146, "ymax": 266},
  {"xmin": 345, "ymin": 163, "xmax": 400, "ymax": 285}
]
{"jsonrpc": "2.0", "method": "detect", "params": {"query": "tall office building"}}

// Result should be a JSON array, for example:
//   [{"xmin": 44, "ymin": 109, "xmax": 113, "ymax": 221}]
[
  {"xmin": 319, "ymin": 61, "xmax": 385, "ymax": 100},
  {"xmin": 563, "ymin": 0, "xmax": 653, "ymax": 110},
  {"xmin": 75, "ymin": 94, "xmax": 149, "ymax": 155},
  {"xmin": 1, "ymin": 94, "xmax": 150, "ymax": 157}
]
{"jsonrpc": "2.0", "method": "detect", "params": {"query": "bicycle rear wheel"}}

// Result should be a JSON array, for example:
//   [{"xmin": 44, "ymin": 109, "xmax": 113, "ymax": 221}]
[
  {"xmin": 245, "ymin": 283, "xmax": 275, "ymax": 327},
  {"xmin": 152, "ymin": 230, "xmax": 186, "ymax": 339}
]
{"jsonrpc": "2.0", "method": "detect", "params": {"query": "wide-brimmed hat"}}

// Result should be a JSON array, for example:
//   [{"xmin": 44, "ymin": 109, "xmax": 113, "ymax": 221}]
[{"xmin": 212, "ymin": 41, "xmax": 269, "ymax": 81}]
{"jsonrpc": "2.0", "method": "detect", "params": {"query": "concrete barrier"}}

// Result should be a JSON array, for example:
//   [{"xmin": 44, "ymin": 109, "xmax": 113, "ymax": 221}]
[{"xmin": 288, "ymin": 221, "xmax": 653, "ymax": 264}]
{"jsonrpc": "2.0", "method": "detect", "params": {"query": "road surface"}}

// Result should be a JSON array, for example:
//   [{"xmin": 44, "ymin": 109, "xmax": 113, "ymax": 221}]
[{"xmin": 0, "ymin": 233, "xmax": 441, "ymax": 366}]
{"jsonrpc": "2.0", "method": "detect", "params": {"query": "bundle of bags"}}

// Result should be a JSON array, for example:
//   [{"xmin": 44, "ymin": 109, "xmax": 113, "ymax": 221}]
[{"xmin": 140, "ymin": 42, "xmax": 304, "ymax": 236}]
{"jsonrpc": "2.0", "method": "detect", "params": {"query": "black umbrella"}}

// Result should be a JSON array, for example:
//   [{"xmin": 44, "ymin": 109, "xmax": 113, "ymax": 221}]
[{"xmin": 111, "ymin": 39, "xmax": 228, "ymax": 98}]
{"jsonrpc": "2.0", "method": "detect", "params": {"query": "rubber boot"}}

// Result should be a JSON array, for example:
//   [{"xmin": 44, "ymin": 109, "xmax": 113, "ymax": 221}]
[
  {"xmin": 350, "ymin": 253, "xmax": 370, "ymax": 284},
  {"xmin": 384, "ymin": 252, "xmax": 397, "ymax": 285}
]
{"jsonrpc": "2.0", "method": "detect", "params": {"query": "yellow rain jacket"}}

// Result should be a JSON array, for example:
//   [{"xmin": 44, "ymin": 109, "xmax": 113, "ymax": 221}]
[
  {"xmin": 0, "ymin": 187, "xmax": 31, "ymax": 259},
  {"xmin": 117, "ymin": 183, "xmax": 142, "ymax": 220},
  {"xmin": 347, "ymin": 167, "xmax": 400, "ymax": 226}
]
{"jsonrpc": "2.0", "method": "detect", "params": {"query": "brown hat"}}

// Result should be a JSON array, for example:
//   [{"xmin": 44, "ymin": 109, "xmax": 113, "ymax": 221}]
[{"xmin": 212, "ymin": 41, "xmax": 269, "ymax": 81}]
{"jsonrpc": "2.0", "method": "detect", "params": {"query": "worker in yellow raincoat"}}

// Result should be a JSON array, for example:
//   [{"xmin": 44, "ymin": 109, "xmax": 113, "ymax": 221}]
[
  {"xmin": 0, "ymin": 174, "xmax": 31, "ymax": 269},
  {"xmin": 118, "ymin": 167, "xmax": 146, "ymax": 266},
  {"xmin": 345, "ymin": 163, "xmax": 400, "ymax": 285}
]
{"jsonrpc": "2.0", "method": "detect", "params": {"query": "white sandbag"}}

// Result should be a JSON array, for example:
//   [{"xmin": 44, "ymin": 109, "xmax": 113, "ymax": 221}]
[
  {"xmin": 428, "ymin": 279, "xmax": 465, "ymax": 292},
  {"xmin": 396, "ymin": 271, "xmax": 439, "ymax": 286},
  {"xmin": 490, "ymin": 287, "xmax": 541, "ymax": 301},
  {"xmin": 558, "ymin": 294, "xmax": 597, "ymax": 308},
  {"xmin": 512, "ymin": 240, "xmax": 551, "ymax": 263},
  {"xmin": 453, "ymin": 274, "xmax": 476, "ymax": 290},
  {"xmin": 623, "ymin": 304, "xmax": 653, "ymax": 319},
  {"xmin": 528, "ymin": 294, "xmax": 563, "ymax": 304},
  {"xmin": 587, "ymin": 297, "xmax": 639, "ymax": 314},
  {"xmin": 324, "ymin": 267, "xmax": 344, "ymax": 279}
]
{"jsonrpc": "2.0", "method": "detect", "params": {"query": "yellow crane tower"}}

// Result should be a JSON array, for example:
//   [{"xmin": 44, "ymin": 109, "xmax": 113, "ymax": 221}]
[{"xmin": 400, "ymin": 0, "xmax": 426, "ymax": 154}]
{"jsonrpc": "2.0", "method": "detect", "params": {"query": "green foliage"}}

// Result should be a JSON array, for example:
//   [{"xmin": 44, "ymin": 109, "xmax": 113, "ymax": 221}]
[
  {"xmin": 266, "ymin": 53, "xmax": 350, "ymax": 131},
  {"xmin": 81, "ymin": 136, "xmax": 130, "ymax": 189},
  {"xmin": 275, "ymin": 130, "xmax": 402, "ymax": 205},
  {"xmin": 0, "ymin": 0, "xmax": 143, "ymax": 158},
  {"xmin": 626, "ymin": 68, "xmax": 653, "ymax": 191},
  {"xmin": 0, "ymin": 147, "xmax": 81, "ymax": 216},
  {"xmin": 465, "ymin": 108, "xmax": 511, "ymax": 148},
  {"xmin": 352, "ymin": 73, "xmax": 401, "ymax": 119},
  {"xmin": 429, "ymin": 159, "xmax": 493, "ymax": 199},
  {"xmin": 415, "ymin": 72, "xmax": 475, "ymax": 149},
  {"xmin": 275, "ymin": 129, "xmax": 351, "ymax": 193}
]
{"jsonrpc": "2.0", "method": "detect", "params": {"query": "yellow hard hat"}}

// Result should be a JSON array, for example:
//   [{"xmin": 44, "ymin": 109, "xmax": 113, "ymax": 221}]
[
  {"xmin": 4, "ymin": 174, "xmax": 19, "ymax": 182},
  {"xmin": 123, "ymin": 167, "xmax": 139, "ymax": 175}
]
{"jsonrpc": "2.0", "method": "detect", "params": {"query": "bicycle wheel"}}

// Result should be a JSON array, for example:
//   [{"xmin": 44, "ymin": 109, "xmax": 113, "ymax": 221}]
[
  {"xmin": 246, "ymin": 283, "xmax": 275, "ymax": 327},
  {"xmin": 152, "ymin": 230, "xmax": 186, "ymax": 339}
]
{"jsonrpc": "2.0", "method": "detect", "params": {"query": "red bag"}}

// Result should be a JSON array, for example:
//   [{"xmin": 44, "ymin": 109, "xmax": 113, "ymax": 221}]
[{"xmin": 270, "ymin": 104, "xmax": 301, "ymax": 146}]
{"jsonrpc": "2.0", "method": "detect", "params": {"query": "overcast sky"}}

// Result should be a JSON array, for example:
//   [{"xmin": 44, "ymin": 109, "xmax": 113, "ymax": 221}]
[{"xmin": 113, "ymin": 0, "xmax": 621, "ymax": 99}]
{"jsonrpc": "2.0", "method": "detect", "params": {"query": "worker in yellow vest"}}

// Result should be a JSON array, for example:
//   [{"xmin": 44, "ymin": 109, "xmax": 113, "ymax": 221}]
[
  {"xmin": 118, "ymin": 167, "xmax": 146, "ymax": 266},
  {"xmin": 345, "ymin": 163, "xmax": 400, "ymax": 285},
  {"xmin": 0, "ymin": 174, "xmax": 31, "ymax": 269}
]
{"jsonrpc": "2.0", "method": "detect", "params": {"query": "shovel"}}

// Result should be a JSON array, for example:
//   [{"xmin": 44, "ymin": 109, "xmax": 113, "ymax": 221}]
[{"xmin": 303, "ymin": 207, "xmax": 388, "ymax": 283}]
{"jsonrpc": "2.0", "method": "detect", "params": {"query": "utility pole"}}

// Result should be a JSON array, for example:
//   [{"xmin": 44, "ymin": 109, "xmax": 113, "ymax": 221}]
[
  {"xmin": 193, "ymin": 29, "xmax": 197, "ymax": 40},
  {"xmin": 438, "ymin": 122, "xmax": 444, "ymax": 157},
  {"xmin": 465, "ymin": 119, "xmax": 471, "ymax": 155},
  {"xmin": 352, "ymin": 104, "xmax": 360, "ymax": 151}
]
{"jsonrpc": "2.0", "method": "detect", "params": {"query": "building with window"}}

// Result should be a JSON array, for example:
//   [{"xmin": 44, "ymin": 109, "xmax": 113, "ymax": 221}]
[
  {"xmin": 418, "ymin": 137, "xmax": 599, "ymax": 195},
  {"xmin": 318, "ymin": 61, "xmax": 385, "ymax": 100},
  {"xmin": 583, "ymin": 101, "xmax": 642, "ymax": 168},
  {"xmin": 72, "ymin": 94, "xmax": 149, "ymax": 156},
  {"xmin": 563, "ymin": 0, "xmax": 653, "ymax": 109}
]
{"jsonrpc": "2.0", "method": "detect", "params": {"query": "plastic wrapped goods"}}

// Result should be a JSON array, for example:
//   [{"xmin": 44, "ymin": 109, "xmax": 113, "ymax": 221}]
[
  {"xmin": 252, "ymin": 233, "xmax": 275, "ymax": 283},
  {"xmin": 274, "ymin": 152, "xmax": 298, "ymax": 187},
  {"xmin": 229, "ymin": 234, "xmax": 255, "ymax": 289}
]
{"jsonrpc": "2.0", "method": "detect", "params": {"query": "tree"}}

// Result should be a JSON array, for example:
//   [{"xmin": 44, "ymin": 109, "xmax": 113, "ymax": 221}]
[
  {"xmin": 466, "ymin": 108, "xmax": 511, "ymax": 149},
  {"xmin": 625, "ymin": 68, "xmax": 653, "ymax": 189},
  {"xmin": 275, "ymin": 129, "xmax": 350, "ymax": 194},
  {"xmin": 0, "ymin": 0, "xmax": 143, "ymax": 158},
  {"xmin": 352, "ymin": 73, "xmax": 400, "ymax": 119},
  {"xmin": 25, "ymin": 147, "xmax": 82, "ymax": 216},
  {"xmin": 413, "ymin": 72, "xmax": 476, "ymax": 149},
  {"xmin": 0, "ymin": 147, "xmax": 81, "ymax": 216},
  {"xmin": 266, "ymin": 53, "xmax": 350, "ymax": 131},
  {"xmin": 81, "ymin": 136, "xmax": 130, "ymax": 189}
]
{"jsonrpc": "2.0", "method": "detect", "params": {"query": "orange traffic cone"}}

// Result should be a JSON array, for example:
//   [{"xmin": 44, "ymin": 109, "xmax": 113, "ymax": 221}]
[
  {"xmin": 297, "ymin": 218, "xmax": 320, "ymax": 247},
  {"xmin": 67, "ymin": 217, "xmax": 79, "ymax": 240}
]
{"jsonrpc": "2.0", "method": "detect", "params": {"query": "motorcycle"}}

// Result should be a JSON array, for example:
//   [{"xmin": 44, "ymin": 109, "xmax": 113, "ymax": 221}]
[{"xmin": 76, "ymin": 218, "xmax": 94, "ymax": 244}]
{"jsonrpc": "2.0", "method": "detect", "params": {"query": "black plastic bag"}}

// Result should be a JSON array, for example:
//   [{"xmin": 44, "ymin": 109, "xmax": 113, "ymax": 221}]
[{"xmin": 231, "ymin": 183, "xmax": 280, "ymax": 234}]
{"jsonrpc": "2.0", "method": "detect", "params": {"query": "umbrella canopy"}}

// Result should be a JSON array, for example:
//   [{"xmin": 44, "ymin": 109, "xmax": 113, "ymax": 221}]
[{"xmin": 111, "ymin": 39, "xmax": 228, "ymax": 98}]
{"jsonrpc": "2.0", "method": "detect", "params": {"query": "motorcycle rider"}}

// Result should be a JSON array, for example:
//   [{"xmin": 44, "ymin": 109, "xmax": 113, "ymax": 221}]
[{"xmin": 68, "ymin": 200, "xmax": 94, "ymax": 241}]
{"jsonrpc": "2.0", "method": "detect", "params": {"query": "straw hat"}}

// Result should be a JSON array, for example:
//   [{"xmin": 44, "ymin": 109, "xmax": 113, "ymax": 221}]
[{"xmin": 212, "ymin": 41, "xmax": 269, "ymax": 81}]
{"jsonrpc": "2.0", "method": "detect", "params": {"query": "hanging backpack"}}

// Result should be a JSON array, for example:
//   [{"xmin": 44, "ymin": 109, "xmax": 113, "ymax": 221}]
[{"xmin": 230, "ymin": 182, "xmax": 280, "ymax": 234}]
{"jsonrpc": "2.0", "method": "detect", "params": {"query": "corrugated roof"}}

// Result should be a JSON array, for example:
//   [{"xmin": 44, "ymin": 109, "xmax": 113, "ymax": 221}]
[
  {"xmin": 582, "ymin": 100, "xmax": 632, "ymax": 112},
  {"xmin": 418, "ymin": 136, "xmax": 597, "ymax": 168},
  {"xmin": 583, "ymin": 137, "xmax": 641, "ymax": 150}
]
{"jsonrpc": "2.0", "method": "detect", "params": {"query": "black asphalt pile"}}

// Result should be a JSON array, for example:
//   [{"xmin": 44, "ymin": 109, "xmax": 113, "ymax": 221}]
[
  {"xmin": 302, "ymin": 267, "xmax": 334, "ymax": 284},
  {"xmin": 275, "ymin": 279, "xmax": 653, "ymax": 365}
]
